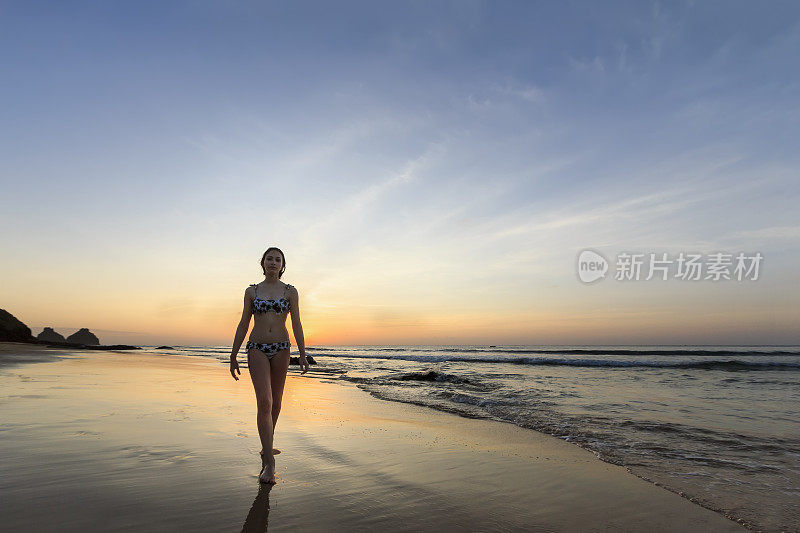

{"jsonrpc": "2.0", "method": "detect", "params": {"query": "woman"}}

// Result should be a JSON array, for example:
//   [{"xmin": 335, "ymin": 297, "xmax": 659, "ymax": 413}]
[{"xmin": 229, "ymin": 247, "xmax": 310, "ymax": 484}]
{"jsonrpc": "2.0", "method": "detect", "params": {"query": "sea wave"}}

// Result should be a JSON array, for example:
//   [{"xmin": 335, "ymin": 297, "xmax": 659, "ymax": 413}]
[
  {"xmin": 509, "ymin": 358, "xmax": 800, "ymax": 370},
  {"xmin": 309, "ymin": 346, "xmax": 800, "ymax": 356},
  {"xmin": 314, "ymin": 351, "xmax": 800, "ymax": 370}
]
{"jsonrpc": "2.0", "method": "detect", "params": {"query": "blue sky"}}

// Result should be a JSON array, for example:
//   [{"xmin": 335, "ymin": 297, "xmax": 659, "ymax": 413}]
[{"xmin": 2, "ymin": 1, "xmax": 799, "ymax": 345}]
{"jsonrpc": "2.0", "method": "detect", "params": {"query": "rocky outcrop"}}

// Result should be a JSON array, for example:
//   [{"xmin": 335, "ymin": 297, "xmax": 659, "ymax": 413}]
[
  {"xmin": 290, "ymin": 355, "xmax": 316, "ymax": 365},
  {"xmin": 65, "ymin": 328, "xmax": 100, "ymax": 345},
  {"xmin": 0, "ymin": 309, "xmax": 35, "ymax": 343},
  {"xmin": 37, "ymin": 327, "xmax": 66, "ymax": 342},
  {"xmin": 0, "ymin": 311, "xmax": 140, "ymax": 350}
]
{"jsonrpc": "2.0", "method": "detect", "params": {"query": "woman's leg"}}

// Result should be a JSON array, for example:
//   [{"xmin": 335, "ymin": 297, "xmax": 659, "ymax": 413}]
[
  {"xmin": 247, "ymin": 348, "xmax": 275, "ymax": 482},
  {"xmin": 260, "ymin": 348, "xmax": 291, "ymax": 477},
  {"xmin": 269, "ymin": 348, "xmax": 291, "ymax": 431}
]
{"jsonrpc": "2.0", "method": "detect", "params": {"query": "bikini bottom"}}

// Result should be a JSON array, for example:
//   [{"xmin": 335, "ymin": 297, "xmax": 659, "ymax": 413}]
[{"xmin": 246, "ymin": 340, "xmax": 290, "ymax": 360}]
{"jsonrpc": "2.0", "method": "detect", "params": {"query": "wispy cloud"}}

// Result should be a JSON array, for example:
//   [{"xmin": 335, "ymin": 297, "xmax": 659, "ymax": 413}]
[{"xmin": 728, "ymin": 226, "xmax": 800, "ymax": 241}]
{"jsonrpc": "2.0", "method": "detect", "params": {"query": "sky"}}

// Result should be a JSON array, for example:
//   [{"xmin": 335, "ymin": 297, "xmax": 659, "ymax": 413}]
[{"xmin": 1, "ymin": 0, "xmax": 799, "ymax": 346}]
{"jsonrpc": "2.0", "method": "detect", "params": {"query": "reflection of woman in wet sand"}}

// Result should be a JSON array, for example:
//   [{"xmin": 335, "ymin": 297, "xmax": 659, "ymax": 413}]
[
  {"xmin": 240, "ymin": 484, "xmax": 272, "ymax": 532},
  {"xmin": 229, "ymin": 247, "xmax": 309, "ymax": 484}
]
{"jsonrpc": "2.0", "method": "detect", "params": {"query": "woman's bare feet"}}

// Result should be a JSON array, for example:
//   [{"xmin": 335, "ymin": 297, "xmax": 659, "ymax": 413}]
[
  {"xmin": 259, "ymin": 459, "xmax": 276, "ymax": 484},
  {"xmin": 260, "ymin": 448, "xmax": 281, "ymax": 455}
]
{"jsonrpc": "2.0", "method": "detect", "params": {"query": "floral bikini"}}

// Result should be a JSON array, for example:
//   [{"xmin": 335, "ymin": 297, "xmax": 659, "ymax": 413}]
[{"xmin": 245, "ymin": 282, "xmax": 292, "ymax": 359}]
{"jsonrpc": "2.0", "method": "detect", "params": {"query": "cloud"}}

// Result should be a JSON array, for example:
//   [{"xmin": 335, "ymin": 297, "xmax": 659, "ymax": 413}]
[
  {"xmin": 569, "ymin": 55, "xmax": 605, "ymax": 74},
  {"xmin": 727, "ymin": 226, "xmax": 800, "ymax": 241},
  {"xmin": 462, "ymin": 81, "xmax": 547, "ymax": 111},
  {"xmin": 494, "ymin": 81, "xmax": 546, "ymax": 105}
]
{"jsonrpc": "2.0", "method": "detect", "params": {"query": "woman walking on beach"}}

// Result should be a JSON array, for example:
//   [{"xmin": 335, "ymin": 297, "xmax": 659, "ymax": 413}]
[{"xmin": 229, "ymin": 247, "xmax": 309, "ymax": 484}]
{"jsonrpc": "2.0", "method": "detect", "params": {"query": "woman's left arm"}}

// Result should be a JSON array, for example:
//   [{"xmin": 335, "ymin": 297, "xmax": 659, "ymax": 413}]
[{"xmin": 289, "ymin": 285, "xmax": 309, "ymax": 373}]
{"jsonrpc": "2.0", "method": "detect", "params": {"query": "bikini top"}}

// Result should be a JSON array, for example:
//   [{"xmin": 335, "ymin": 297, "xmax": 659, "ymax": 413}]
[{"xmin": 250, "ymin": 283, "xmax": 292, "ymax": 315}]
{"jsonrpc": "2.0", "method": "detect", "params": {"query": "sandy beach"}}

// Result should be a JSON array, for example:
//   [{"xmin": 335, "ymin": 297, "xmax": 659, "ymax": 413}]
[{"xmin": 0, "ymin": 342, "xmax": 743, "ymax": 532}]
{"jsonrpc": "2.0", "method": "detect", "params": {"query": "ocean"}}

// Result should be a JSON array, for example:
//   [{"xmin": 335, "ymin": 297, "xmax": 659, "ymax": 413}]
[{"xmin": 143, "ymin": 344, "xmax": 800, "ymax": 531}]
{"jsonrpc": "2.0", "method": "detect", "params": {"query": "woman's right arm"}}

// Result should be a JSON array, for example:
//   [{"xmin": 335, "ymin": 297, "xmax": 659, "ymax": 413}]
[{"xmin": 230, "ymin": 286, "xmax": 253, "ymax": 360}]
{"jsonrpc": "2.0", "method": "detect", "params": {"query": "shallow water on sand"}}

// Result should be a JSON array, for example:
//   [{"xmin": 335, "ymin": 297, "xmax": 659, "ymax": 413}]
[
  {"xmin": 182, "ymin": 343, "xmax": 799, "ymax": 532},
  {"xmin": 2, "ymin": 348, "xmax": 740, "ymax": 532}
]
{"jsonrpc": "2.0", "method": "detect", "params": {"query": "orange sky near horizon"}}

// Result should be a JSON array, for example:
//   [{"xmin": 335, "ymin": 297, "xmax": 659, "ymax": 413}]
[{"xmin": 8, "ymin": 256, "xmax": 798, "ymax": 347}]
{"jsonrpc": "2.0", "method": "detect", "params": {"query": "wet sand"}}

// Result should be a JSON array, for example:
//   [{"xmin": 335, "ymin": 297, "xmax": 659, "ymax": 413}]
[{"xmin": 0, "ymin": 342, "xmax": 743, "ymax": 531}]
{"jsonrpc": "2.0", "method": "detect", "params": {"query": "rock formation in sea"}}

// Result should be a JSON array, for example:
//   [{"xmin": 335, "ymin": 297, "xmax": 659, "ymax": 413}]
[
  {"xmin": 65, "ymin": 328, "xmax": 100, "ymax": 345},
  {"xmin": 0, "ymin": 309, "xmax": 36, "ymax": 343},
  {"xmin": 37, "ymin": 327, "xmax": 66, "ymax": 342}
]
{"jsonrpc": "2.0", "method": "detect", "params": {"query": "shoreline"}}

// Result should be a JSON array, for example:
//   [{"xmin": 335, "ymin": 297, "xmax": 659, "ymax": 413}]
[
  {"xmin": 0, "ymin": 342, "xmax": 745, "ymax": 531},
  {"xmin": 352, "ymin": 384, "xmax": 757, "ymax": 530},
  {"xmin": 0, "ymin": 340, "xmax": 82, "ymax": 367}
]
